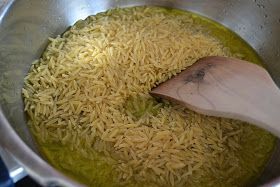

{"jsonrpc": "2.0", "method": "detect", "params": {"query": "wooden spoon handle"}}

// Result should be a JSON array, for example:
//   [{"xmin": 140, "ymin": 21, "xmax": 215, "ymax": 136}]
[{"xmin": 151, "ymin": 56, "xmax": 280, "ymax": 136}]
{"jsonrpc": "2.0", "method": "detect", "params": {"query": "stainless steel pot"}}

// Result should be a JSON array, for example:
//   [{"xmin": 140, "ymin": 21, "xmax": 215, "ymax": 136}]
[{"xmin": 0, "ymin": 0, "xmax": 280, "ymax": 186}]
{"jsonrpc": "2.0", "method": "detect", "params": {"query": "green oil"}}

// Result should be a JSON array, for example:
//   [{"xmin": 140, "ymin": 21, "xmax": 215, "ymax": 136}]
[
  {"xmin": 164, "ymin": 7, "xmax": 263, "ymax": 65},
  {"xmin": 35, "ymin": 6, "xmax": 276, "ymax": 187},
  {"xmin": 39, "ymin": 142, "xmax": 119, "ymax": 187}
]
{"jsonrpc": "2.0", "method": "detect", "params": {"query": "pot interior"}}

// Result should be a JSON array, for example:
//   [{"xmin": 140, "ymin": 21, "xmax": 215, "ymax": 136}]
[{"xmin": 1, "ymin": 0, "xmax": 280, "ymax": 186}]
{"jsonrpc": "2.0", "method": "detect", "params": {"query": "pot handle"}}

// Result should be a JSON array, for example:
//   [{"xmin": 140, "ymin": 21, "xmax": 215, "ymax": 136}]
[
  {"xmin": 0, "ymin": 148, "xmax": 27, "ymax": 185},
  {"xmin": 0, "ymin": 155, "xmax": 14, "ymax": 187}
]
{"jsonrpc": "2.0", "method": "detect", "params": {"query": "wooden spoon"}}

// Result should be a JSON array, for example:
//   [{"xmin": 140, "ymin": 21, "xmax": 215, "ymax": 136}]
[{"xmin": 150, "ymin": 56, "xmax": 280, "ymax": 137}]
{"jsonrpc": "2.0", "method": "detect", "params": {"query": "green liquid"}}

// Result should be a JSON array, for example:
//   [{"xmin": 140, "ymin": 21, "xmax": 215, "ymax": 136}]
[
  {"xmin": 165, "ymin": 7, "xmax": 263, "ymax": 65},
  {"xmin": 33, "ymin": 6, "xmax": 276, "ymax": 187}
]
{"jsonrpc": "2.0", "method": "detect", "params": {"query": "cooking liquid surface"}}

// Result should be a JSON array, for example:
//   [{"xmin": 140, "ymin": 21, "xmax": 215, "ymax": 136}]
[{"xmin": 27, "ymin": 6, "xmax": 276, "ymax": 187}]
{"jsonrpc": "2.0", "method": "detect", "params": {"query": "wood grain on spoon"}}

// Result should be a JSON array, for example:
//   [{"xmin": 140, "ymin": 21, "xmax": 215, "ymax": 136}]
[{"xmin": 150, "ymin": 56, "xmax": 280, "ymax": 136}]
